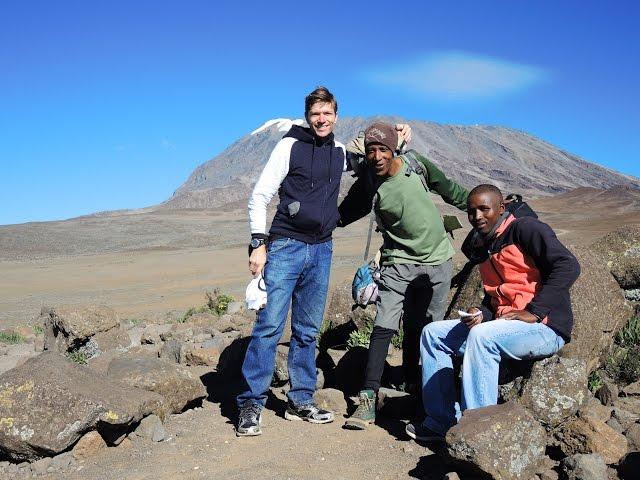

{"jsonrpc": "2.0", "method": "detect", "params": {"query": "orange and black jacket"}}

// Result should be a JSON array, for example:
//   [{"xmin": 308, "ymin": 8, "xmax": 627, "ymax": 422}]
[{"xmin": 469, "ymin": 214, "xmax": 580, "ymax": 342}]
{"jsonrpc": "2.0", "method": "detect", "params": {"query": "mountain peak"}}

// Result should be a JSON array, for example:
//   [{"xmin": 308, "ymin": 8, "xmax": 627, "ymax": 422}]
[{"xmin": 250, "ymin": 118, "xmax": 305, "ymax": 136}]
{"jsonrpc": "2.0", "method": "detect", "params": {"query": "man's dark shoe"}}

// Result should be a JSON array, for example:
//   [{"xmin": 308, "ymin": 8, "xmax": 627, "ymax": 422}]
[
  {"xmin": 284, "ymin": 402, "xmax": 334, "ymax": 424},
  {"xmin": 405, "ymin": 422, "xmax": 444, "ymax": 442},
  {"xmin": 344, "ymin": 389, "xmax": 376, "ymax": 430},
  {"xmin": 236, "ymin": 402, "xmax": 262, "ymax": 437}
]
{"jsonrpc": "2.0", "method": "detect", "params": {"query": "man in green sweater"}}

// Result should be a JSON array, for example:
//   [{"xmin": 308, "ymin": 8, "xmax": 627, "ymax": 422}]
[{"xmin": 338, "ymin": 122, "xmax": 468, "ymax": 429}]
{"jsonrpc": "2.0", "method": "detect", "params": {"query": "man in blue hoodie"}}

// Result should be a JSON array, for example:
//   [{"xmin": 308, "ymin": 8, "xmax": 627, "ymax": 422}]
[{"xmin": 236, "ymin": 86, "xmax": 410, "ymax": 436}]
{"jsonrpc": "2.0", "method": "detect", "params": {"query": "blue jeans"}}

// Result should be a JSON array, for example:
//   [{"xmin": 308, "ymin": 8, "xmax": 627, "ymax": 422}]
[
  {"xmin": 420, "ymin": 319, "xmax": 565, "ymax": 435},
  {"xmin": 237, "ymin": 237, "xmax": 332, "ymax": 408}
]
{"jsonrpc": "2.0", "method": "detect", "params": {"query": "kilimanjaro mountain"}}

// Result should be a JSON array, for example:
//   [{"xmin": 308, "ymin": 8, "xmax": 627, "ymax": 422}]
[{"xmin": 160, "ymin": 117, "xmax": 640, "ymax": 210}]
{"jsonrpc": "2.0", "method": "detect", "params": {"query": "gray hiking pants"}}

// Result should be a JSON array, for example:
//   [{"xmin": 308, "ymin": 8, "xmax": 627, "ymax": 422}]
[{"xmin": 363, "ymin": 259, "xmax": 453, "ymax": 391}]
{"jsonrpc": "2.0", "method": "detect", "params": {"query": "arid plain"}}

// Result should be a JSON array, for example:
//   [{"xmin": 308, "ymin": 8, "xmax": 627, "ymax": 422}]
[{"xmin": 2, "ymin": 187, "xmax": 639, "ymax": 330}]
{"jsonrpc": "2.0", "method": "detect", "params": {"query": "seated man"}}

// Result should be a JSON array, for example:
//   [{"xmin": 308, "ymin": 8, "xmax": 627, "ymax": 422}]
[
  {"xmin": 407, "ymin": 184, "xmax": 580, "ymax": 442},
  {"xmin": 338, "ymin": 122, "xmax": 468, "ymax": 429}
]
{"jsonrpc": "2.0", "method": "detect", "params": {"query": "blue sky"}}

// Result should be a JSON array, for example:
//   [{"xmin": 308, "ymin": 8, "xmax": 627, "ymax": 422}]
[{"xmin": 1, "ymin": 0, "xmax": 638, "ymax": 225}]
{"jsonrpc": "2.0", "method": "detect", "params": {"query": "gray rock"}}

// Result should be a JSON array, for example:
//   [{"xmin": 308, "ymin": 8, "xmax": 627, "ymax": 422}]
[
  {"xmin": 273, "ymin": 344, "xmax": 289, "ymax": 385},
  {"xmin": 50, "ymin": 451, "xmax": 75, "ymax": 470},
  {"xmin": 377, "ymin": 387, "xmax": 413, "ymax": 419},
  {"xmin": 556, "ymin": 413, "xmax": 628, "ymax": 464},
  {"xmin": 613, "ymin": 399, "xmax": 640, "ymax": 428},
  {"xmin": 107, "ymin": 353, "xmax": 206, "ymax": 413},
  {"xmin": 30, "ymin": 457, "xmax": 52, "ymax": 476},
  {"xmin": 446, "ymin": 402, "xmax": 547, "ymax": 479},
  {"xmin": 562, "ymin": 453, "xmax": 607, "ymax": 480},
  {"xmin": 518, "ymin": 355, "xmax": 588, "ymax": 428},
  {"xmin": 0, "ymin": 351, "xmax": 165, "ymax": 461},
  {"xmin": 226, "ymin": 302, "xmax": 244, "ymax": 315},
  {"xmin": 591, "ymin": 225, "xmax": 640, "ymax": 290},
  {"xmin": 606, "ymin": 417, "xmax": 624, "ymax": 434},
  {"xmin": 316, "ymin": 368, "xmax": 325, "ymax": 390},
  {"xmin": 134, "ymin": 414, "xmax": 167, "ymax": 442},
  {"xmin": 580, "ymin": 396, "xmax": 613, "ymax": 423},
  {"xmin": 313, "ymin": 388, "xmax": 347, "ymax": 415},
  {"xmin": 158, "ymin": 338, "xmax": 183, "ymax": 363},
  {"xmin": 625, "ymin": 423, "xmax": 640, "ymax": 451},
  {"xmin": 140, "ymin": 324, "xmax": 172, "ymax": 345},
  {"xmin": 622, "ymin": 380, "xmax": 640, "ymax": 397},
  {"xmin": 596, "ymin": 378, "xmax": 619, "ymax": 406},
  {"xmin": 41, "ymin": 304, "xmax": 120, "ymax": 353}
]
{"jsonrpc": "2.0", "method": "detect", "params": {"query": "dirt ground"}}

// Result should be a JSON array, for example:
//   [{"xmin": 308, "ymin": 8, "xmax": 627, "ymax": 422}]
[{"xmin": 1, "ymin": 196, "xmax": 639, "ymax": 479}]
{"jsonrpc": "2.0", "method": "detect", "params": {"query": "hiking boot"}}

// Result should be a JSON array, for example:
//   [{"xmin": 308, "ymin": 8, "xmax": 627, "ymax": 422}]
[
  {"xmin": 344, "ymin": 389, "xmax": 376, "ymax": 430},
  {"xmin": 284, "ymin": 402, "xmax": 334, "ymax": 424},
  {"xmin": 236, "ymin": 402, "xmax": 262, "ymax": 437},
  {"xmin": 405, "ymin": 422, "xmax": 444, "ymax": 443}
]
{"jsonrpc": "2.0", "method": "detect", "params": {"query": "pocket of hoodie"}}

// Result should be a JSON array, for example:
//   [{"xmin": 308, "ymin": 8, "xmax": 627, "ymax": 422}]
[{"xmin": 288, "ymin": 201, "xmax": 322, "ymax": 231}]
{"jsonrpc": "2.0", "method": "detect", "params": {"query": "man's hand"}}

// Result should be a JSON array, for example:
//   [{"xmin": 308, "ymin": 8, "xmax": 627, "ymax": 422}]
[
  {"xmin": 461, "ymin": 307, "xmax": 483, "ymax": 329},
  {"xmin": 249, "ymin": 245, "xmax": 266, "ymax": 277},
  {"xmin": 500, "ymin": 309, "xmax": 538, "ymax": 323},
  {"xmin": 395, "ymin": 124, "xmax": 412, "ymax": 145}
]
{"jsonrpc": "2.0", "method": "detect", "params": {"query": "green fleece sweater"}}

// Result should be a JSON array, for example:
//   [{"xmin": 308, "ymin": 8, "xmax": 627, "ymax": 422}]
[{"xmin": 338, "ymin": 151, "xmax": 468, "ymax": 266}]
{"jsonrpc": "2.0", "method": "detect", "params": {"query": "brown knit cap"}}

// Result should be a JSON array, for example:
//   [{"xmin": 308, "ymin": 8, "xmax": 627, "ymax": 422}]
[{"xmin": 364, "ymin": 122, "xmax": 398, "ymax": 152}]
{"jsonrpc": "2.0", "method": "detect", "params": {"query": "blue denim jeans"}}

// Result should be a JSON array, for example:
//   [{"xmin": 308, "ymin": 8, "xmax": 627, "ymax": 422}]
[
  {"xmin": 237, "ymin": 237, "xmax": 332, "ymax": 409},
  {"xmin": 420, "ymin": 319, "xmax": 565, "ymax": 435}
]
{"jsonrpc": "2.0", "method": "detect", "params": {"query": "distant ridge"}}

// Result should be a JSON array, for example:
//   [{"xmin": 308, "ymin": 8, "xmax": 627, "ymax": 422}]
[{"xmin": 160, "ymin": 116, "xmax": 639, "ymax": 211}]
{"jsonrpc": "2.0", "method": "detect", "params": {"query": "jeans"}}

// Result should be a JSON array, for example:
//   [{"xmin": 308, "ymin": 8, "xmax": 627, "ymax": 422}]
[
  {"xmin": 237, "ymin": 237, "xmax": 332, "ymax": 408},
  {"xmin": 420, "ymin": 319, "xmax": 565, "ymax": 435}
]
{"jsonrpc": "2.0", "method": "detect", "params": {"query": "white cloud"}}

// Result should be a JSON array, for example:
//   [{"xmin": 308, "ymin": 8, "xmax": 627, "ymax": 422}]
[{"xmin": 363, "ymin": 51, "xmax": 548, "ymax": 101}]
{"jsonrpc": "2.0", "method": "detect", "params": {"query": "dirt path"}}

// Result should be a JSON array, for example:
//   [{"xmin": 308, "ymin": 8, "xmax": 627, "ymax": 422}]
[{"xmin": 34, "ymin": 370, "xmax": 443, "ymax": 480}]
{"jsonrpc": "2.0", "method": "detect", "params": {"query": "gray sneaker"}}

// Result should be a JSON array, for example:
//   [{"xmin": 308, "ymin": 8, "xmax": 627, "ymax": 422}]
[
  {"xmin": 284, "ymin": 402, "xmax": 334, "ymax": 424},
  {"xmin": 236, "ymin": 402, "xmax": 262, "ymax": 437}
]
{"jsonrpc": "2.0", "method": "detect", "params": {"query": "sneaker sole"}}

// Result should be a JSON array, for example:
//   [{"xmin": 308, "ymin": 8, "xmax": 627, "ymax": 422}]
[
  {"xmin": 235, "ymin": 427, "xmax": 262, "ymax": 437},
  {"xmin": 343, "ymin": 418, "xmax": 374, "ymax": 430},
  {"xmin": 284, "ymin": 411, "xmax": 334, "ymax": 424}
]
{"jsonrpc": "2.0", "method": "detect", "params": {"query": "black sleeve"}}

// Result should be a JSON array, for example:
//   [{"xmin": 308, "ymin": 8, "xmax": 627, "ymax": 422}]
[
  {"xmin": 480, "ymin": 294, "xmax": 495, "ymax": 322},
  {"xmin": 514, "ymin": 218, "xmax": 581, "ymax": 319},
  {"xmin": 337, "ymin": 177, "xmax": 375, "ymax": 228}
]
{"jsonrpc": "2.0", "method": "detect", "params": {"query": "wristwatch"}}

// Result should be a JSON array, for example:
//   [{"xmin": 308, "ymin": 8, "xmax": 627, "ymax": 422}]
[{"xmin": 250, "ymin": 237, "xmax": 267, "ymax": 249}]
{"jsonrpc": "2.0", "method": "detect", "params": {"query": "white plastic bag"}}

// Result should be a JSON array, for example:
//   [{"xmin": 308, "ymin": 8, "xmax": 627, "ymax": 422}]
[{"xmin": 245, "ymin": 274, "xmax": 267, "ymax": 311}]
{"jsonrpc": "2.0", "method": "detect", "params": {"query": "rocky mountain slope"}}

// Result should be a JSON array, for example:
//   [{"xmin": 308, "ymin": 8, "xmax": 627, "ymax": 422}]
[{"xmin": 160, "ymin": 117, "xmax": 640, "ymax": 210}]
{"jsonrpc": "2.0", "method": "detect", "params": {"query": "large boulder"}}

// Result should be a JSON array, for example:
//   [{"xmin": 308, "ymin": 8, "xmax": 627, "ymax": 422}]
[
  {"xmin": 446, "ymin": 401, "xmax": 547, "ymax": 480},
  {"xmin": 518, "ymin": 355, "xmax": 588, "ymax": 428},
  {"xmin": 41, "ymin": 305, "xmax": 129, "ymax": 356},
  {"xmin": 561, "ymin": 453, "xmax": 608, "ymax": 480},
  {"xmin": 560, "ymin": 246, "xmax": 633, "ymax": 371},
  {"xmin": 106, "ymin": 354, "xmax": 206, "ymax": 413},
  {"xmin": 0, "ymin": 352, "xmax": 164, "ymax": 461},
  {"xmin": 591, "ymin": 225, "xmax": 640, "ymax": 290},
  {"xmin": 555, "ymin": 413, "xmax": 628, "ymax": 465}
]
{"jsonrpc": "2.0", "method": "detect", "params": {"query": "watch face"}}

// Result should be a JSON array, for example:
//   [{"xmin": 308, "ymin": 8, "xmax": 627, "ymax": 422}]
[{"xmin": 250, "ymin": 238, "xmax": 263, "ymax": 248}]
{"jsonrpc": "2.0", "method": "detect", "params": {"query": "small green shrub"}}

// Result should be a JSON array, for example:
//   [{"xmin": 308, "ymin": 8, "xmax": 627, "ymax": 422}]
[
  {"xmin": 66, "ymin": 351, "xmax": 88, "ymax": 364},
  {"xmin": 605, "ymin": 316, "xmax": 640, "ymax": 385},
  {"xmin": 347, "ymin": 320, "xmax": 373, "ymax": 349},
  {"xmin": 588, "ymin": 370, "xmax": 604, "ymax": 393},
  {"xmin": 0, "ymin": 332, "xmax": 25, "ymax": 344},
  {"xmin": 615, "ymin": 316, "xmax": 640, "ymax": 348},
  {"xmin": 206, "ymin": 289, "xmax": 235, "ymax": 316},
  {"xmin": 391, "ymin": 329, "xmax": 403, "ymax": 350},
  {"xmin": 346, "ymin": 319, "xmax": 404, "ymax": 350},
  {"xmin": 32, "ymin": 325, "xmax": 44, "ymax": 336},
  {"xmin": 179, "ymin": 289, "xmax": 236, "ymax": 323}
]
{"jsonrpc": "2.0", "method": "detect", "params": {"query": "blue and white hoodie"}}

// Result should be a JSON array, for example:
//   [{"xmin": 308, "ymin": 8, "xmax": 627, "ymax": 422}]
[{"xmin": 248, "ymin": 125, "xmax": 346, "ymax": 244}]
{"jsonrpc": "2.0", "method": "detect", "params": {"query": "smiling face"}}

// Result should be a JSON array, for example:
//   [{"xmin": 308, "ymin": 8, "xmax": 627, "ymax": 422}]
[
  {"xmin": 467, "ymin": 191, "xmax": 505, "ymax": 234},
  {"xmin": 366, "ymin": 143, "xmax": 396, "ymax": 177},
  {"xmin": 306, "ymin": 101, "xmax": 337, "ymax": 138}
]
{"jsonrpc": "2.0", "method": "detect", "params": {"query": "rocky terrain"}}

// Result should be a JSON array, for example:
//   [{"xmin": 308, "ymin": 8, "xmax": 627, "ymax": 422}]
[
  {"xmin": 1, "ymin": 223, "xmax": 640, "ymax": 480},
  {"xmin": 161, "ymin": 117, "xmax": 640, "ymax": 210}
]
